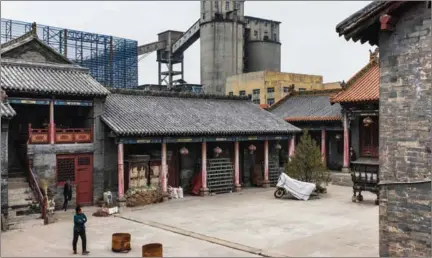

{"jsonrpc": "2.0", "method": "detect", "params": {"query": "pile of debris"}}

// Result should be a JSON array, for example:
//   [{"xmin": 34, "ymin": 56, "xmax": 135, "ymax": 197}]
[{"xmin": 125, "ymin": 186, "xmax": 163, "ymax": 207}]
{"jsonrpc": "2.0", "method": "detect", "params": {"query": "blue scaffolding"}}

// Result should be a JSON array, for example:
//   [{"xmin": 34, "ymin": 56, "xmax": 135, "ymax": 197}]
[{"xmin": 1, "ymin": 18, "xmax": 138, "ymax": 89}]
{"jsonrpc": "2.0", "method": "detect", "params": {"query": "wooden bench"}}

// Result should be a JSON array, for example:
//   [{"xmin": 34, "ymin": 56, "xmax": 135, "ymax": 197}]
[{"xmin": 350, "ymin": 158, "xmax": 379, "ymax": 205}]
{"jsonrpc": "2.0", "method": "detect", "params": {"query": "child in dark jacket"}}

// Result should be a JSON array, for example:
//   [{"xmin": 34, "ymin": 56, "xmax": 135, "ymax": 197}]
[{"xmin": 73, "ymin": 206, "xmax": 89, "ymax": 255}]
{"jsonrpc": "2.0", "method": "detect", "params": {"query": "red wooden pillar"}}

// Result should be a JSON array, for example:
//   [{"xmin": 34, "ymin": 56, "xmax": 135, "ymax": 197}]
[
  {"xmin": 263, "ymin": 139, "xmax": 270, "ymax": 187},
  {"xmin": 342, "ymin": 112, "xmax": 350, "ymax": 172},
  {"xmin": 200, "ymin": 142, "xmax": 209, "ymax": 196},
  {"xmin": 49, "ymin": 99, "xmax": 55, "ymax": 144},
  {"xmin": 117, "ymin": 143, "xmax": 124, "ymax": 199},
  {"xmin": 289, "ymin": 135, "xmax": 296, "ymax": 158},
  {"xmin": 234, "ymin": 141, "xmax": 241, "ymax": 191},
  {"xmin": 321, "ymin": 128, "xmax": 327, "ymax": 167},
  {"xmin": 161, "ymin": 142, "xmax": 168, "ymax": 193}
]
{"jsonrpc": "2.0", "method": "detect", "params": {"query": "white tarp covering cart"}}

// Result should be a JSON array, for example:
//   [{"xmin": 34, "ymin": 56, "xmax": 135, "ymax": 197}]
[{"xmin": 274, "ymin": 173, "xmax": 317, "ymax": 201}]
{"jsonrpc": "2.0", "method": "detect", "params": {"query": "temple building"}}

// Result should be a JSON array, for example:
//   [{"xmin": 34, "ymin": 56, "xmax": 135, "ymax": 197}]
[
  {"xmin": 268, "ymin": 88, "xmax": 343, "ymax": 170},
  {"xmin": 0, "ymin": 27, "xmax": 301, "ymax": 228}
]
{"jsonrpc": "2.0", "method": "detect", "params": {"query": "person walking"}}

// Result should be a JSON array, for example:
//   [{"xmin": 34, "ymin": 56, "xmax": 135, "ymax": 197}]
[
  {"xmin": 63, "ymin": 179, "xmax": 72, "ymax": 211},
  {"xmin": 73, "ymin": 205, "xmax": 90, "ymax": 255}
]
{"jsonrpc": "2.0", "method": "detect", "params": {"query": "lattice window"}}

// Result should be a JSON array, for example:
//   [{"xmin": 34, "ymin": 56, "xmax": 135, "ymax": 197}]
[{"xmin": 57, "ymin": 157, "xmax": 75, "ymax": 182}]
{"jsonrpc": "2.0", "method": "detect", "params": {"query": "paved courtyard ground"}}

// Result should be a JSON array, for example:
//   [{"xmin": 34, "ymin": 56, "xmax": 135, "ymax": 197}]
[{"xmin": 1, "ymin": 185, "xmax": 378, "ymax": 257}]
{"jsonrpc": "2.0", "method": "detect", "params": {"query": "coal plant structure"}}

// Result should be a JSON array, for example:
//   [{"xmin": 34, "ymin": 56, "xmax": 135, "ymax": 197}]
[
  {"xmin": 2, "ymin": 1, "xmax": 281, "ymax": 94},
  {"xmin": 138, "ymin": 0, "xmax": 282, "ymax": 95}
]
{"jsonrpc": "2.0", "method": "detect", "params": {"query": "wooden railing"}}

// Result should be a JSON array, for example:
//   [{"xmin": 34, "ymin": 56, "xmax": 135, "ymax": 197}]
[
  {"xmin": 28, "ymin": 160, "xmax": 46, "ymax": 221},
  {"xmin": 24, "ymin": 144, "xmax": 46, "ymax": 221},
  {"xmin": 28, "ymin": 123, "xmax": 93, "ymax": 144}
]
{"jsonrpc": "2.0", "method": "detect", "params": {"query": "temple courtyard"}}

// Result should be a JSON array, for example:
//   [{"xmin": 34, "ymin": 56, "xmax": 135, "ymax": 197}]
[{"xmin": 1, "ymin": 185, "xmax": 378, "ymax": 257}]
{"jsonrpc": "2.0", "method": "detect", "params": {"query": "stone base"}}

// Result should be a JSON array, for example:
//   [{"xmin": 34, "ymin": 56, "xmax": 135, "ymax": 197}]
[
  {"xmin": 262, "ymin": 181, "xmax": 270, "ymax": 188},
  {"xmin": 331, "ymin": 172, "xmax": 353, "ymax": 187},
  {"xmin": 1, "ymin": 214, "xmax": 8, "ymax": 231},
  {"xmin": 44, "ymin": 214, "xmax": 56, "ymax": 225},
  {"xmin": 199, "ymin": 188, "xmax": 209, "ymax": 197},
  {"xmin": 117, "ymin": 197, "xmax": 127, "ymax": 213},
  {"xmin": 234, "ymin": 184, "xmax": 242, "ymax": 192},
  {"xmin": 341, "ymin": 167, "xmax": 351, "ymax": 173}
]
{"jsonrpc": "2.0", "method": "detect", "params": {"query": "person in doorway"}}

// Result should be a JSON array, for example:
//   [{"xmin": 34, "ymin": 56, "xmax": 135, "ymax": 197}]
[
  {"xmin": 73, "ymin": 205, "xmax": 89, "ymax": 255},
  {"xmin": 63, "ymin": 179, "xmax": 72, "ymax": 211}
]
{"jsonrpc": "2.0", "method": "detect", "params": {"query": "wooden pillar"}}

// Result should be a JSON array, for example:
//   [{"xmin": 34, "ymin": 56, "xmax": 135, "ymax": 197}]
[
  {"xmin": 263, "ymin": 140, "xmax": 270, "ymax": 187},
  {"xmin": 200, "ymin": 142, "xmax": 209, "ymax": 196},
  {"xmin": 289, "ymin": 135, "xmax": 296, "ymax": 158},
  {"xmin": 117, "ymin": 143, "xmax": 124, "ymax": 199},
  {"xmin": 342, "ymin": 112, "xmax": 350, "ymax": 173},
  {"xmin": 161, "ymin": 143, "xmax": 168, "ymax": 193},
  {"xmin": 321, "ymin": 128, "xmax": 327, "ymax": 167},
  {"xmin": 49, "ymin": 99, "xmax": 55, "ymax": 144},
  {"xmin": 287, "ymin": 139, "xmax": 291, "ymax": 162},
  {"xmin": 234, "ymin": 141, "xmax": 241, "ymax": 192}
]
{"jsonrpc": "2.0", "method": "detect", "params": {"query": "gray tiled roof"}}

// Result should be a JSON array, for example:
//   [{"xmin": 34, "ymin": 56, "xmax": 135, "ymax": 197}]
[
  {"xmin": 270, "ymin": 95, "xmax": 342, "ymax": 122},
  {"xmin": 1, "ymin": 102, "xmax": 16, "ymax": 118},
  {"xmin": 102, "ymin": 91, "xmax": 301, "ymax": 137},
  {"xmin": 0, "ymin": 59, "xmax": 110, "ymax": 97}
]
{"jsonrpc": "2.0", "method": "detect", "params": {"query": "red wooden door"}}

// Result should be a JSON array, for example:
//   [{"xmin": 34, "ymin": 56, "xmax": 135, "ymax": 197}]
[{"xmin": 75, "ymin": 154, "xmax": 93, "ymax": 205}]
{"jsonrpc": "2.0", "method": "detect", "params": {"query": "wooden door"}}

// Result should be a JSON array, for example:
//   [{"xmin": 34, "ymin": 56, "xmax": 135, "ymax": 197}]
[{"xmin": 75, "ymin": 154, "xmax": 93, "ymax": 205}]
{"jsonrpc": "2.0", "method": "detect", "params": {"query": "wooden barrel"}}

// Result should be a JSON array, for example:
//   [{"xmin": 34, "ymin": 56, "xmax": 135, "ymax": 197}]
[
  {"xmin": 112, "ymin": 233, "xmax": 131, "ymax": 253},
  {"xmin": 142, "ymin": 243, "xmax": 163, "ymax": 257}
]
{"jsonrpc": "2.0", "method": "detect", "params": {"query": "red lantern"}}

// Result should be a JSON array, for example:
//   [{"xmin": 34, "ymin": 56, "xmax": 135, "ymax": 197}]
[
  {"xmin": 179, "ymin": 147, "xmax": 189, "ymax": 155},
  {"xmin": 363, "ymin": 117, "xmax": 373, "ymax": 127},
  {"xmin": 213, "ymin": 147, "xmax": 222, "ymax": 155}
]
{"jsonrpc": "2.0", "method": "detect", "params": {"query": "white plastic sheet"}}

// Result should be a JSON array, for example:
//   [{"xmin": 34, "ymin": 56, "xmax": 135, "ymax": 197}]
[{"xmin": 276, "ymin": 173, "xmax": 316, "ymax": 201}]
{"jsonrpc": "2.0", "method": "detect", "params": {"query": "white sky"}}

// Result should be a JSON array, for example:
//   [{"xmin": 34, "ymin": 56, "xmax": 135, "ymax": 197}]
[{"xmin": 1, "ymin": 1, "xmax": 373, "ymax": 85}]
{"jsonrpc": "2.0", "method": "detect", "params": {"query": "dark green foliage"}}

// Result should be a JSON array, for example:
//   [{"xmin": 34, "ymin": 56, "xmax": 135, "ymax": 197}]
[{"xmin": 285, "ymin": 130, "xmax": 330, "ymax": 191}]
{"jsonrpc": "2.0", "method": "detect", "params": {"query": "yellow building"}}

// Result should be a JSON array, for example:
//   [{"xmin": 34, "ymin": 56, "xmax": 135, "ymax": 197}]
[{"xmin": 226, "ymin": 71, "xmax": 340, "ymax": 105}]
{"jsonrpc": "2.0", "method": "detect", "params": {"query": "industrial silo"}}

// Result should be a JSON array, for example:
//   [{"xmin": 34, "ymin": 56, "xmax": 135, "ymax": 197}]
[
  {"xmin": 200, "ymin": 0, "xmax": 245, "ymax": 95},
  {"xmin": 244, "ymin": 16, "xmax": 281, "ymax": 73}
]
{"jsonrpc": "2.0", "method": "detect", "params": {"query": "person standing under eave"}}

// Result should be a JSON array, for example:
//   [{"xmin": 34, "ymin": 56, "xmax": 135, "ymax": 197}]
[
  {"xmin": 63, "ymin": 179, "xmax": 73, "ymax": 211},
  {"xmin": 73, "ymin": 206, "xmax": 90, "ymax": 255}
]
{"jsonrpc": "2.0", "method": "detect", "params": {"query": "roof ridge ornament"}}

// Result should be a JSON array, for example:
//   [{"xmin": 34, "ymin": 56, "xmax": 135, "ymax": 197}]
[
  {"xmin": 31, "ymin": 22, "xmax": 37, "ymax": 35},
  {"xmin": 369, "ymin": 48, "xmax": 379, "ymax": 63}
]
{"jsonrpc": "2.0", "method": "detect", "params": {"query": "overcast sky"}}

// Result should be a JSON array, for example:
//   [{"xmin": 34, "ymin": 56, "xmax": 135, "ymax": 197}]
[{"xmin": 1, "ymin": 1, "xmax": 374, "ymax": 85}]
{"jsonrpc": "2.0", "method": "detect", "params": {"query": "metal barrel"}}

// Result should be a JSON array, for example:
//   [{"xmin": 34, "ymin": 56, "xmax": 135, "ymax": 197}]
[
  {"xmin": 142, "ymin": 243, "xmax": 163, "ymax": 257},
  {"xmin": 112, "ymin": 233, "xmax": 131, "ymax": 252}
]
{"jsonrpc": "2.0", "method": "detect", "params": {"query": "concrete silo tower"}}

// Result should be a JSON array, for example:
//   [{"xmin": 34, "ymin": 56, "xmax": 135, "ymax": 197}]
[{"xmin": 200, "ymin": 0, "xmax": 245, "ymax": 95}]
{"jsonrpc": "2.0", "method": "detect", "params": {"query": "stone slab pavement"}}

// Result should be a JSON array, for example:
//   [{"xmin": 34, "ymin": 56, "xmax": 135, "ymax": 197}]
[
  {"xmin": 119, "ymin": 184, "xmax": 379, "ymax": 257},
  {"xmin": 1, "ymin": 184, "xmax": 378, "ymax": 257},
  {"xmin": 0, "ymin": 210, "xmax": 260, "ymax": 257}
]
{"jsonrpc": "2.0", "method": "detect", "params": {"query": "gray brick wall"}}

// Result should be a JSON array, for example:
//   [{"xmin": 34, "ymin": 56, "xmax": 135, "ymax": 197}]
[
  {"xmin": 1, "ymin": 120, "xmax": 9, "ymax": 215},
  {"xmin": 92, "ymin": 98, "xmax": 105, "ymax": 203},
  {"xmin": 378, "ymin": 2, "xmax": 431, "ymax": 257}
]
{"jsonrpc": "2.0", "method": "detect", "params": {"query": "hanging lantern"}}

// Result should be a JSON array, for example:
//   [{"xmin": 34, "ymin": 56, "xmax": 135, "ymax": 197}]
[
  {"xmin": 179, "ymin": 146, "xmax": 189, "ymax": 155},
  {"xmin": 213, "ymin": 147, "xmax": 222, "ymax": 155},
  {"xmin": 248, "ymin": 144, "xmax": 256, "ymax": 154},
  {"xmin": 363, "ymin": 116, "xmax": 373, "ymax": 127},
  {"xmin": 335, "ymin": 134, "xmax": 341, "ymax": 141},
  {"xmin": 275, "ymin": 143, "xmax": 282, "ymax": 150}
]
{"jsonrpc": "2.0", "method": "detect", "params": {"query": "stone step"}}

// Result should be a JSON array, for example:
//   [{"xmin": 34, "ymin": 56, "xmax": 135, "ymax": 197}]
[
  {"xmin": 8, "ymin": 171, "xmax": 26, "ymax": 178},
  {"xmin": 8, "ymin": 199, "xmax": 34, "ymax": 207},
  {"xmin": 8, "ymin": 194, "xmax": 35, "ymax": 203},
  {"xmin": 7, "ymin": 213, "xmax": 42, "ymax": 230},
  {"xmin": 8, "ymin": 177, "xmax": 28, "ymax": 183},
  {"xmin": 8, "ymin": 182, "xmax": 30, "ymax": 191},
  {"xmin": 8, "ymin": 184, "xmax": 32, "ymax": 195}
]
